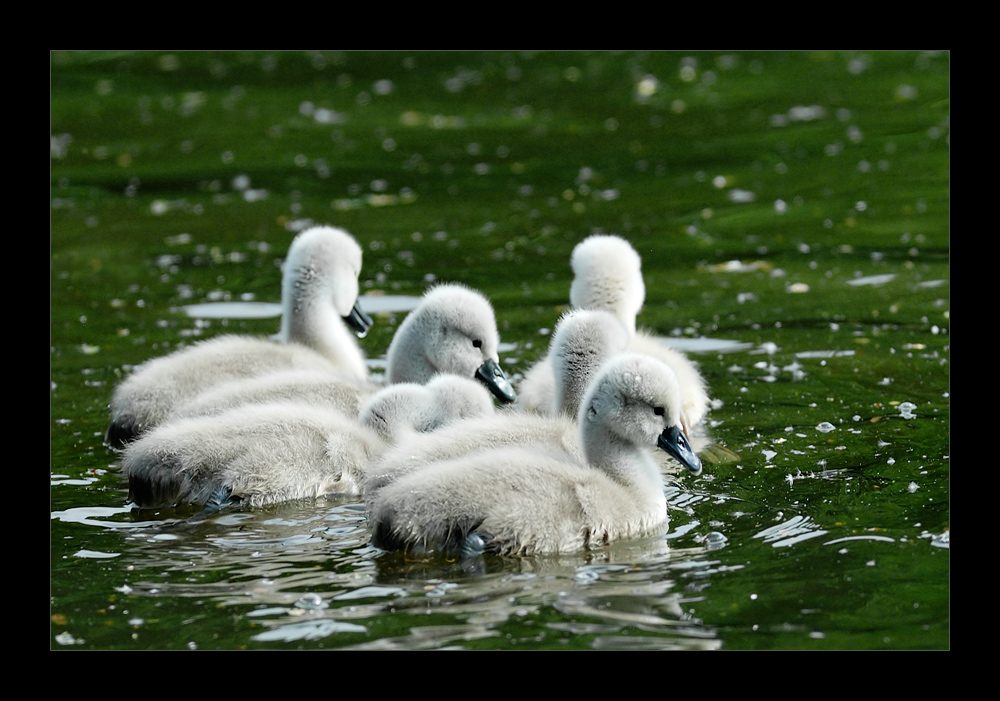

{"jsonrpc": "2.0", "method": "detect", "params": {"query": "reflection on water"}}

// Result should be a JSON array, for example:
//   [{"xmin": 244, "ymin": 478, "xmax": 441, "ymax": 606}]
[
  {"xmin": 54, "ymin": 491, "xmax": 733, "ymax": 649},
  {"xmin": 754, "ymin": 514, "xmax": 829, "ymax": 548},
  {"xmin": 179, "ymin": 294, "xmax": 423, "ymax": 320},
  {"xmin": 653, "ymin": 336, "xmax": 754, "ymax": 354}
]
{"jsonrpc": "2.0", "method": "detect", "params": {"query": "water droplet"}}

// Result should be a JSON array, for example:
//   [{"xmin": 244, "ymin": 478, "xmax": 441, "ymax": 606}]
[{"xmin": 293, "ymin": 593, "xmax": 327, "ymax": 610}]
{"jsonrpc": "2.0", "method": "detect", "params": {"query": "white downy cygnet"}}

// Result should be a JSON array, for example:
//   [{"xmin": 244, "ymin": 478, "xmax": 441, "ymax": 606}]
[
  {"xmin": 368, "ymin": 353, "xmax": 702, "ymax": 558},
  {"xmin": 385, "ymin": 282, "xmax": 516, "ymax": 404},
  {"xmin": 120, "ymin": 374, "xmax": 495, "ymax": 510},
  {"xmin": 518, "ymin": 234, "xmax": 709, "ymax": 430},
  {"xmin": 105, "ymin": 225, "xmax": 374, "ymax": 448}
]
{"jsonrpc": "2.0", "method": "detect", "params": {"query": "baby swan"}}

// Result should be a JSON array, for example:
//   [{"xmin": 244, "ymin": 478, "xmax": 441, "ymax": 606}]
[
  {"xmin": 120, "ymin": 374, "xmax": 494, "ymax": 510},
  {"xmin": 518, "ymin": 233, "xmax": 709, "ymax": 429},
  {"xmin": 105, "ymin": 225, "xmax": 374, "ymax": 448},
  {"xmin": 546, "ymin": 308, "xmax": 630, "ymax": 418},
  {"xmin": 386, "ymin": 283, "xmax": 516, "ymax": 404},
  {"xmin": 369, "ymin": 353, "xmax": 702, "ymax": 558}
]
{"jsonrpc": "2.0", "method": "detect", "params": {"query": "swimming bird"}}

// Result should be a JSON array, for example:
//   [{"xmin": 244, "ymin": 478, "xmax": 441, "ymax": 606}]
[
  {"xmin": 104, "ymin": 225, "xmax": 374, "ymax": 448},
  {"xmin": 385, "ymin": 283, "xmax": 516, "ymax": 404},
  {"xmin": 518, "ymin": 234, "xmax": 709, "ymax": 429},
  {"xmin": 368, "ymin": 353, "xmax": 702, "ymax": 558},
  {"xmin": 120, "ymin": 374, "xmax": 495, "ymax": 509}
]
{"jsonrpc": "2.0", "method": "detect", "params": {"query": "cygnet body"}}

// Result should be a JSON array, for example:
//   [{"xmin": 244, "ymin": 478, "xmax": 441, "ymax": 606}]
[
  {"xmin": 105, "ymin": 226, "xmax": 373, "ymax": 448},
  {"xmin": 120, "ymin": 374, "xmax": 494, "ymax": 509},
  {"xmin": 369, "ymin": 353, "xmax": 702, "ymax": 557},
  {"xmin": 170, "ymin": 368, "xmax": 375, "ymax": 422},
  {"xmin": 518, "ymin": 234, "xmax": 709, "ymax": 429}
]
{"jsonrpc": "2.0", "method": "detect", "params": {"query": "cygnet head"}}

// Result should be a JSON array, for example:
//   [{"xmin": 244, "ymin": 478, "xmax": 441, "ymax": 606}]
[
  {"xmin": 569, "ymin": 234, "xmax": 645, "ymax": 336},
  {"xmin": 278, "ymin": 226, "xmax": 374, "ymax": 342},
  {"xmin": 358, "ymin": 373, "xmax": 494, "ymax": 441},
  {"xmin": 549, "ymin": 309, "xmax": 630, "ymax": 417},
  {"xmin": 581, "ymin": 353, "xmax": 702, "ymax": 475},
  {"xmin": 385, "ymin": 283, "xmax": 516, "ymax": 404}
]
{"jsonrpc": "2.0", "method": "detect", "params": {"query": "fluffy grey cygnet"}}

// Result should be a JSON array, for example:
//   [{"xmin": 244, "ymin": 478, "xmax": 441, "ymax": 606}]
[
  {"xmin": 369, "ymin": 353, "xmax": 702, "ymax": 558},
  {"xmin": 385, "ymin": 282, "xmax": 516, "ymax": 404},
  {"xmin": 105, "ymin": 226, "xmax": 373, "ymax": 448}
]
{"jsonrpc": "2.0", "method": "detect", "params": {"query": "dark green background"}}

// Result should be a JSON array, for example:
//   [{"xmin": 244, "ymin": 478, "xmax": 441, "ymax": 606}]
[{"xmin": 51, "ymin": 51, "xmax": 949, "ymax": 650}]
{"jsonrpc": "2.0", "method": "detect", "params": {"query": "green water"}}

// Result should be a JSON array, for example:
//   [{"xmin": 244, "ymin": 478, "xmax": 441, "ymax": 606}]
[{"xmin": 50, "ymin": 51, "xmax": 949, "ymax": 650}]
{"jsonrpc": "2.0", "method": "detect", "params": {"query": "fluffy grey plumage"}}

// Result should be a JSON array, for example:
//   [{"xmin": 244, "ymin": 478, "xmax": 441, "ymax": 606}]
[
  {"xmin": 120, "ymin": 374, "xmax": 494, "ymax": 508},
  {"xmin": 105, "ymin": 226, "xmax": 371, "ymax": 448},
  {"xmin": 385, "ymin": 283, "xmax": 515, "ymax": 403},
  {"xmin": 369, "ymin": 354, "xmax": 701, "ymax": 557}
]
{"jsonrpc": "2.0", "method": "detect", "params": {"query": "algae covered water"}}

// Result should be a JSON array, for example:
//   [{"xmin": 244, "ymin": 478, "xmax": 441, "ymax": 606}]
[{"xmin": 51, "ymin": 51, "xmax": 949, "ymax": 650}]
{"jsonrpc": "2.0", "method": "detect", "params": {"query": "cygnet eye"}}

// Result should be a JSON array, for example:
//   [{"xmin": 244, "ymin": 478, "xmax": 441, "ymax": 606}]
[
  {"xmin": 472, "ymin": 339, "xmax": 483, "ymax": 349},
  {"xmin": 653, "ymin": 406, "xmax": 665, "ymax": 416}
]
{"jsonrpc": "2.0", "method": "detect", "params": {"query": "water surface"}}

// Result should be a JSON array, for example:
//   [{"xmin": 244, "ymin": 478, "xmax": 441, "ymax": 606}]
[{"xmin": 51, "ymin": 50, "xmax": 949, "ymax": 650}]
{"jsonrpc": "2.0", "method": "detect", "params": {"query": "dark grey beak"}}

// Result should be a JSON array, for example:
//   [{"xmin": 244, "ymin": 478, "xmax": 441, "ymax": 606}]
[
  {"xmin": 475, "ymin": 358, "xmax": 517, "ymax": 404},
  {"xmin": 343, "ymin": 299, "xmax": 374, "ymax": 338},
  {"xmin": 657, "ymin": 425, "xmax": 702, "ymax": 475}
]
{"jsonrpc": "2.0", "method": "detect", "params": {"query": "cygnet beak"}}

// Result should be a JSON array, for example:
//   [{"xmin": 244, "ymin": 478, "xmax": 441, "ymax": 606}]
[
  {"xmin": 658, "ymin": 425, "xmax": 703, "ymax": 475},
  {"xmin": 475, "ymin": 358, "xmax": 517, "ymax": 404},
  {"xmin": 343, "ymin": 299, "xmax": 375, "ymax": 337}
]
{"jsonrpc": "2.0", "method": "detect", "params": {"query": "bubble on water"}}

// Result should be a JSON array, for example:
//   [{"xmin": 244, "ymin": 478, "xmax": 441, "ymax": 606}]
[
  {"xmin": 54, "ymin": 631, "xmax": 84, "ymax": 646},
  {"xmin": 635, "ymin": 75, "xmax": 659, "ymax": 99},
  {"xmin": 293, "ymin": 593, "xmax": 328, "ymax": 611},
  {"xmin": 728, "ymin": 188, "xmax": 756, "ymax": 203},
  {"xmin": 816, "ymin": 422, "xmax": 836, "ymax": 433},
  {"xmin": 314, "ymin": 107, "xmax": 345, "ymax": 124},
  {"xmin": 695, "ymin": 531, "xmax": 728, "ymax": 551}
]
